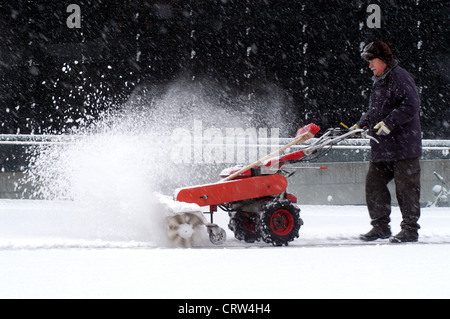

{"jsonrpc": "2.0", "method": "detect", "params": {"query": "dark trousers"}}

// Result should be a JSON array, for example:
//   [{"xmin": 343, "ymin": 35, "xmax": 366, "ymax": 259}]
[{"xmin": 366, "ymin": 158, "xmax": 421, "ymax": 231}]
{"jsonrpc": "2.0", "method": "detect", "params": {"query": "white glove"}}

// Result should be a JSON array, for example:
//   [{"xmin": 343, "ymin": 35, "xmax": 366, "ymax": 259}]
[
  {"xmin": 374, "ymin": 121, "xmax": 391, "ymax": 136},
  {"xmin": 349, "ymin": 124, "xmax": 360, "ymax": 130}
]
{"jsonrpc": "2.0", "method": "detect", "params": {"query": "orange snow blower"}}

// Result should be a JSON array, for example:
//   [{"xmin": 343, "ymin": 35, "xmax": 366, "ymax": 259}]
[{"xmin": 164, "ymin": 124, "xmax": 372, "ymax": 247}]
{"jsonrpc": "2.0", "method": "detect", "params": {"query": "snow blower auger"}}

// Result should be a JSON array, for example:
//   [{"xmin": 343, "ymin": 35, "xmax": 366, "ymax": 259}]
[{"xmin": 165, "ymin": 124, "xmax": 374, "ymax": 247}]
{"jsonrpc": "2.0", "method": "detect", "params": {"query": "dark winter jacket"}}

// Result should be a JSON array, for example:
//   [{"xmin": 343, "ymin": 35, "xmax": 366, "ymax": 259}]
[{"xmin": 357, "ymin": 61, "xmax": 422, "ymax": 162}]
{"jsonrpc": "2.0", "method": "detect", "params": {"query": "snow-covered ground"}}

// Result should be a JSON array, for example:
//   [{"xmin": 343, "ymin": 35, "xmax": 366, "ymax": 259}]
[{"xmin": 1, "ymin": 198, "xmax": 449, "ymax": 299}]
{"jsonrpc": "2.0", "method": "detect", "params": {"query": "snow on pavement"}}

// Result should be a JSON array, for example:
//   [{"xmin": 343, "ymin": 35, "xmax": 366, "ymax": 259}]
[{"xmin": 0, "ymin": 199, "xmax": 449, "ymax": 298}]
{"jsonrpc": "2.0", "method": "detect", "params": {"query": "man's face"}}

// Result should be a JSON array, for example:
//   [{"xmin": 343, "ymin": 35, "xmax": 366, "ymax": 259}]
[{"xmin": 368, "ymin": 58, "xmax": 387, "ymax": 77}]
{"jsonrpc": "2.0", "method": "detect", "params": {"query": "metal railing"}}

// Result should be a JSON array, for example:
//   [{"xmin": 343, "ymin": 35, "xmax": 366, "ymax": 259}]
[{"xmin": 0, "ymin": 134, "xmax": 449, "ymax": 172}]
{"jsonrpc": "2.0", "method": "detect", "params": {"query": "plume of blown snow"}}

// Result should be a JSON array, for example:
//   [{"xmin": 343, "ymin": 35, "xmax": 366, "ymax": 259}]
[{"xmin": 23, "ymin": 76, "xmax": 295, "ymax": 245}]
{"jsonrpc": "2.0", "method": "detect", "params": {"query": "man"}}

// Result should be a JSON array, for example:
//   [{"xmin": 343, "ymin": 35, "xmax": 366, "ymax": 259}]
[{"xmin": 350, "ymin": 41, "xmax": 422, "ymax": 243}]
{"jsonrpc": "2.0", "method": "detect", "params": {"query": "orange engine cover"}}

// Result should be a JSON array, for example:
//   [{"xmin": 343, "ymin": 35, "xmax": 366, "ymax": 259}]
[{"xmin": 174, "ymin": 174, "xmax": 288, "ymax": 207}]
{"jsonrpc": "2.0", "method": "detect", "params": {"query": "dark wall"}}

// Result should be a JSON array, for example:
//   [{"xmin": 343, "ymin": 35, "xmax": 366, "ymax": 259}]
[{"xmin": 0, "ymin": 0, "xmax": 448, "ymax": 137}]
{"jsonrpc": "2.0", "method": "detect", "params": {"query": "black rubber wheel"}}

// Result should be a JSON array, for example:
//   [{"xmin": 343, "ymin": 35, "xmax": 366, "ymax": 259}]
[
  {"xmin": 257, "ymin": 199, "xmax": 303, "ymax": 246},
  {"xmin": 228, "ymin": 210, "xmax": 261, "ymax": 243}
]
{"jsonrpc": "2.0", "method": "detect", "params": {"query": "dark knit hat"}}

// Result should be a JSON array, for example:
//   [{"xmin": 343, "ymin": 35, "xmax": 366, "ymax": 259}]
[{"xmin": 361, "ymin": 41, "xmax": 394, "ymax": 65}]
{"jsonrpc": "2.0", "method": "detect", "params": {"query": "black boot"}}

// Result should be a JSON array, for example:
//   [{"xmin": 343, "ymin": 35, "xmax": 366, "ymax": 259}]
[
  {"xmin": 389, "ymin": 229, "xmax": 419, "ymax": 243},
  {"xmin": 360, "ymin": 226, "xmax": 391, "ymax": 241}
]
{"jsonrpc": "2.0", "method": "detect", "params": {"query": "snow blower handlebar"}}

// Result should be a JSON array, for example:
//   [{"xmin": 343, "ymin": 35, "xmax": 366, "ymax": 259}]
[
  {"xmin": 222, "ymin": 123, "xmax": 321, "ymax": 181},
  {"xmin": 221, "ymin": 124, "xmax": 377, "ymax": 180},
  {"xmin": 302, "ymin": 127, "xmax": 377, "ymax": 156},
  {"xmin": 264, "ymin": 127, "xmax": 375, "ymax": 169}
]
